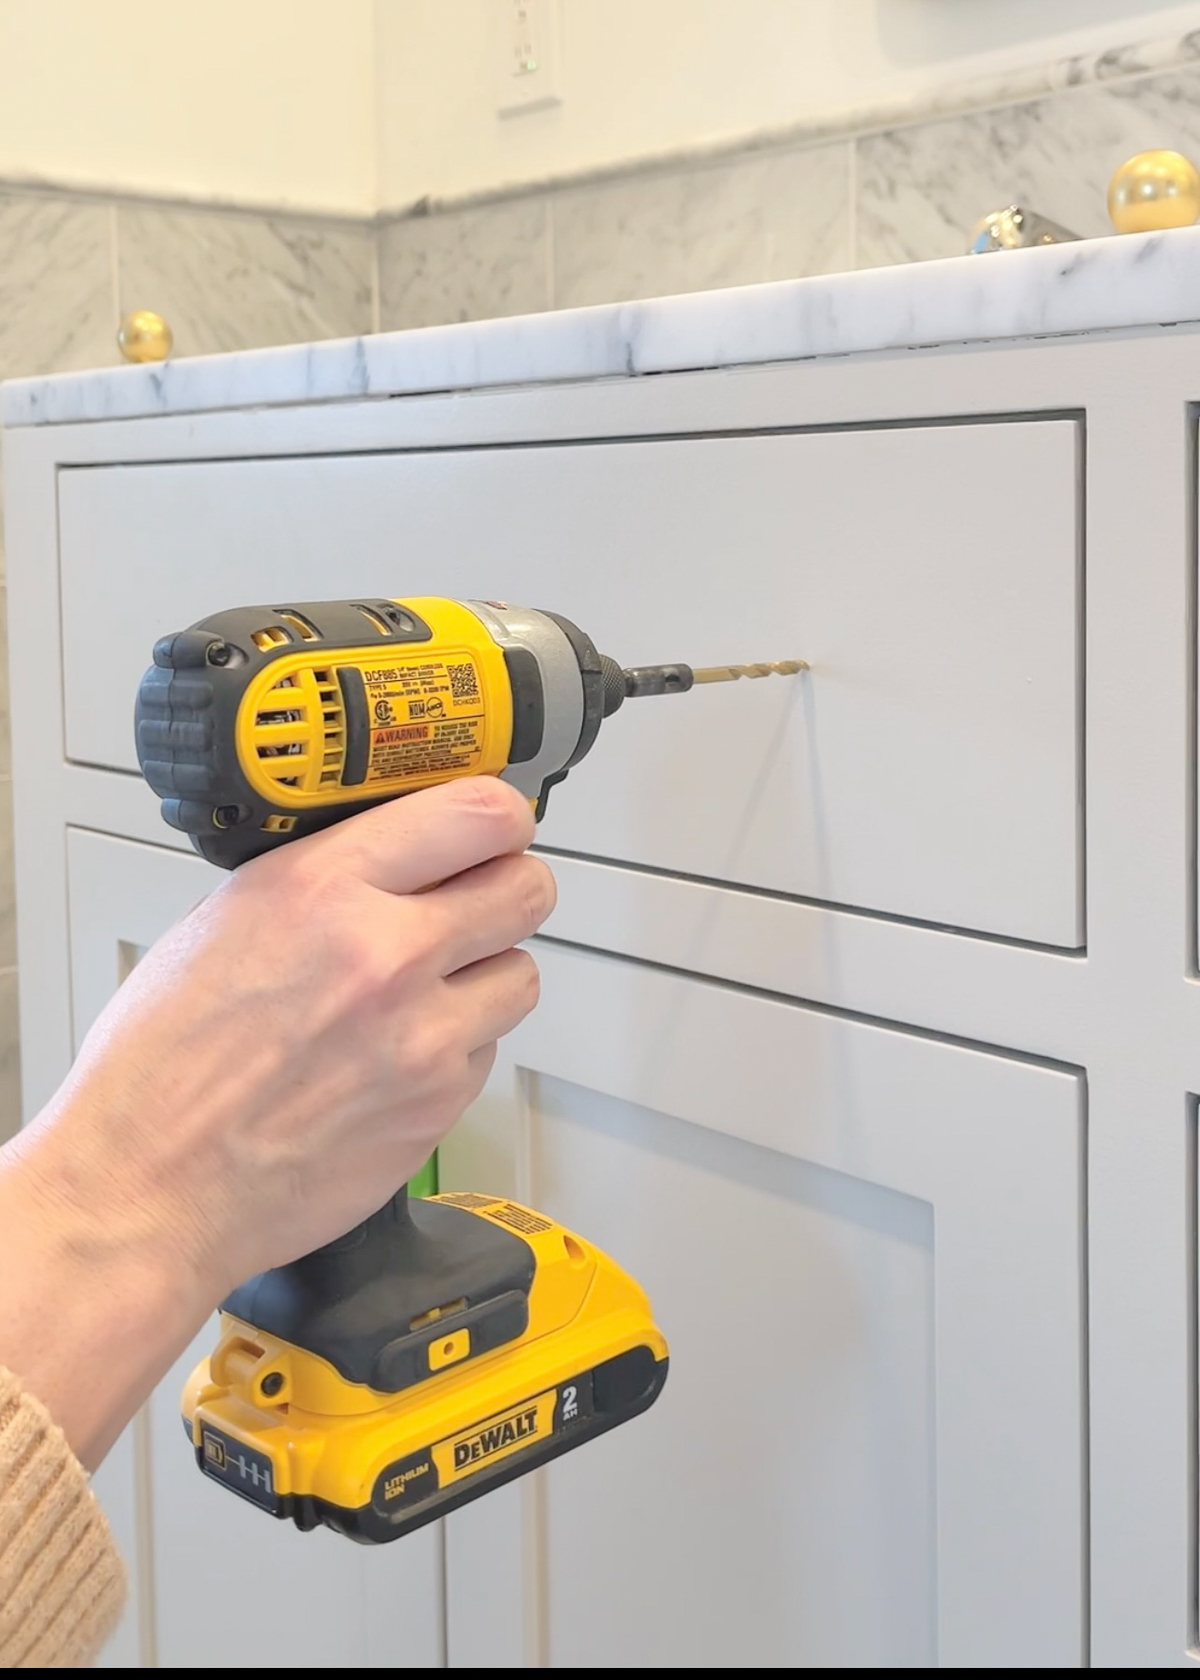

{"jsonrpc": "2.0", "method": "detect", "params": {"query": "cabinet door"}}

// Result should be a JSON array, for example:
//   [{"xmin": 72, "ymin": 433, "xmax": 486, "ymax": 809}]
[
  {"xmin": 441, "ymin": 942, "xmax": 1085, "ymax": 1669},
  {"xmin": 57, "ymin": 419, "xmax": 1081, "ymax": 944},
  {"xmin": 65, "ymin": 829, "xmax": 444, "ymax": 1669}
]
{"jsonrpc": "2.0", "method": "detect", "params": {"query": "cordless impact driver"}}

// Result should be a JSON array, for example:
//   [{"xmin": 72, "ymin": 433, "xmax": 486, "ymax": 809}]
[{"xmin": 135, "ymin": 595, "xmax": 800, "ymax": 1543}]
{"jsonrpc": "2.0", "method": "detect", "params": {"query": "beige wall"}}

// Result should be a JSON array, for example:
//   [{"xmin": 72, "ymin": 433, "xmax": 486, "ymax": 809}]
[
  {"xmin": 375, "ymin": 0, "xmax": 1200, "ymax": 206},
  {"xmin": 0, "ymin": 0, "xmax": 376, "ymax": 214},
  {"xmin": 0, "ymin": 2, "xmax": 1190, "ymax": 216}
]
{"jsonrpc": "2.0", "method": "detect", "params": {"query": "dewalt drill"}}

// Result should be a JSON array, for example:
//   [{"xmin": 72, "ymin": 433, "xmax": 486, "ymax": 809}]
[{"xmin": 135, "ymin": 595, "xmax": 801, "ymax": 1544}]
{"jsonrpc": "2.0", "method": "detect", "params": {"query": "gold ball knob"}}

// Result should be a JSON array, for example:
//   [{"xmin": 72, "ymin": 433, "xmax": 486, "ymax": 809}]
[
  {"xmin": 117, "ymin": 309, "xmax": 173, "ymax": 363},
  {"xmin": 1107, "ymin": 150, "xmax": 1200, "ymax": 234}
]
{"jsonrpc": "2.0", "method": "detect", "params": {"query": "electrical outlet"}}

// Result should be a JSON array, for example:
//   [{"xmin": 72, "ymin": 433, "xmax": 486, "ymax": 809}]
[{"xmin": 496, "ymin": 0, "xmax": 562, "ymax": 117}]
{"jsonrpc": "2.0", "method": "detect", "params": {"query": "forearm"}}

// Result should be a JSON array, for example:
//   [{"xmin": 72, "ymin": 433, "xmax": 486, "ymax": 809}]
[{"xmin": 0, "ymin": 1111, "xmax": 212, "ymax": 1471}]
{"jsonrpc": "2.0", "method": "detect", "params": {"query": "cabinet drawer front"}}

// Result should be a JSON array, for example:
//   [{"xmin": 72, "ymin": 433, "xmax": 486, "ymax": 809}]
[{"xmin": 59, "ymin": 419, "xmax": 1080, "ymax": 943}]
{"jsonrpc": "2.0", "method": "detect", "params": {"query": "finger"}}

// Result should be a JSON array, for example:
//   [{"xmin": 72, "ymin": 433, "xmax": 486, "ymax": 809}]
[
  {"xmin": 444, "ymin": 947, "xmax": 541, "ymax": 1051},
  {"xmin": 424, "ymin": 853, "xmax": 556, "ymax": 976},
  {"xmin": 301, "ymin": 777, "xmax": 535, "ymax": 896}
]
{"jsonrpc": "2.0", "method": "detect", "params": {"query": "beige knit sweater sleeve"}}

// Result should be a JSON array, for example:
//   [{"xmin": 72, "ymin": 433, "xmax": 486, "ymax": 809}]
[{"xmin": 0, "ymin": 1366, "xmax": 126, "ymax": 1667}]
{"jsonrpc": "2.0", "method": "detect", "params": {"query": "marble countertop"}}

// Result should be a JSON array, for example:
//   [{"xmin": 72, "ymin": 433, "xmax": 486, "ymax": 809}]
[{"xmin": 5, "ymin": 224, "xmax": 1200, "ymax": 428}]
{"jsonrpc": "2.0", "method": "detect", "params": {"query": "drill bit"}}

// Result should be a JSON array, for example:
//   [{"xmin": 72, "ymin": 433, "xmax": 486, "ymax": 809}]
[
  {"xmin": 601, "ymin": 656, "xmax": 806, "ymax": 713},
  {"xmin": 690, "ymin": 660, "xmax": 808, "ymax": 684}
]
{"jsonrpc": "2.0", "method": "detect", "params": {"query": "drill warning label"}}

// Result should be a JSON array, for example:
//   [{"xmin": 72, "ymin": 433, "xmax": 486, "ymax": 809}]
[{"xmin": 361, "ymin": 651, "xmax": 487, "ymax": 784}]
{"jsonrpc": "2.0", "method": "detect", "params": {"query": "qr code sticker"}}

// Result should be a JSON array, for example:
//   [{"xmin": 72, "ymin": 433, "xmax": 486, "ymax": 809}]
[{"xmin": 447, "ymin": 662, "xmax": 480, "ymax": 701}]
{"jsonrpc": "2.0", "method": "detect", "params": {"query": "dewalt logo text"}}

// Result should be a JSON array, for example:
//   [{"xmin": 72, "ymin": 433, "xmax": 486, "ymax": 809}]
[
  {"xmin": 453, "ymin": 1407, "xmax": 538, "ymax": 1469},
  {"xmin": 435, "ymin": 1389, "xmax": 556, "ymax": 1486}
]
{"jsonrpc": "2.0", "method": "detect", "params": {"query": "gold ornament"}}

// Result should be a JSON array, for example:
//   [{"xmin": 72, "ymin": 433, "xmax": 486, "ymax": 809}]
[
  {"xmin": 117, "ymin": 309, "xmax": 173, "ymax": 363},
  {"xmin": 1107, "ymin": 150, "xmax": 1200, "ymax": 234}
]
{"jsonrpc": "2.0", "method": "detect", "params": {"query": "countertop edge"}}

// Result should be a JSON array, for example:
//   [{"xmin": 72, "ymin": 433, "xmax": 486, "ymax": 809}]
[{"xmin": 5, "ymin": 227, "xmax": 1200, "ymax": 429}]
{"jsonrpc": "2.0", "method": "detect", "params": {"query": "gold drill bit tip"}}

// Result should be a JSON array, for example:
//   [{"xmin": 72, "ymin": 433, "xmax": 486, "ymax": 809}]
[{"xmin": 690, "ymin": 659, "xmax": 808, "ymax": 684}]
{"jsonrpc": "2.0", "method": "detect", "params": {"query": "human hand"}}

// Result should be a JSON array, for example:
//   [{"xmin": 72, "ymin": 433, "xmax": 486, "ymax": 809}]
[{"xmin": 0, "ymin": 778, "xmax": 555, "ymax": 1466}]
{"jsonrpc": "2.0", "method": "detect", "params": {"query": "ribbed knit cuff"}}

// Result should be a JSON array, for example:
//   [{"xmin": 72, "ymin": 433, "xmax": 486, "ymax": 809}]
[{"xmin": 0, "ymin": 1365, "xmax": 126, "ymax": 1667}]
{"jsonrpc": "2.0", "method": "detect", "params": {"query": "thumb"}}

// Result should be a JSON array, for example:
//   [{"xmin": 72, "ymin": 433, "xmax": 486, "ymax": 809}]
[{"xmin": 297, "ymin": 776, "xmax": 536, "ymax": 897}]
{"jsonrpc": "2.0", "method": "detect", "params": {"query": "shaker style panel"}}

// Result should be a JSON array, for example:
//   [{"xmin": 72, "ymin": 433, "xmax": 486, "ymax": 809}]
[
  {"xmin": 442, "ymin": 940, "xmax": 1085, "ymax": 1668},
  {"xmin": 58, "ymin": 418, "xmax": 1081, "ymax": 943}
]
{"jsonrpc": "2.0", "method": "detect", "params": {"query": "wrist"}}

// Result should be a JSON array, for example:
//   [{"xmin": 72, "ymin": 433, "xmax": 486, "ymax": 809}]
[{"xmin": 0, "ymin": 1115, "xmax": 214, "ymax": 1470}]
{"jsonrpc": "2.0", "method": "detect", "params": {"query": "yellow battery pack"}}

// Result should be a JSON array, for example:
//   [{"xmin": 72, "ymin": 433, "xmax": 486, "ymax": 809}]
[{"xmin": 182, "ymin": 1193, "xmax": 668, "ymax": 1542}]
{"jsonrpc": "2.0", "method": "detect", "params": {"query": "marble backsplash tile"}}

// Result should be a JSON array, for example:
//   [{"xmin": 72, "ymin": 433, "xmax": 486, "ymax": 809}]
[
  {"xmin": 376, "ymin": 140, "xmax": 852, "ymax": 324},
  {"xmin": 552, "ymin": 143, "xmax": 851, "ymax": 310},
  {"xmin": 117, "ymin": 205, "xmax": 374, "ymax": 357},
  {"xmin": 760, "ymin": 146, "xmax": 856, "ymax": 283},
  {"xmin": 857, "ymin": 65, "xmax": 1200, "ymax": 269},
  {"xmin": 380, "ymin": 197, "xmax": 549, "ymax": 330},
  {"xmin": 0, "ymin": 196, "xmax": 115, "ymax": 380},
  {"xmin": 378, "ymin": 61, "xmax": 1200, "ymax": 311}
]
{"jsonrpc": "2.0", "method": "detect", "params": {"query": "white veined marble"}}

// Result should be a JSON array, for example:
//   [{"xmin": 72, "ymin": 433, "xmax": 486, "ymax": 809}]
[
  {"xmin": 6, "ymin": 222, "xmax": 1200, "ymax": 428},
  {"xmin": 116, "ymin": 205, "xmax": 375, "ymax": 357},
  {"xmin": 379, "ymin": 198, "xmax": 551, "ymax": 332},
  {"xmin": 393, "ymin": 22, "xmax": 1200, "ymax": 216},
  {"xmin": 857, "ymin": 62, "xmax": 1200, "ymax": 270}
]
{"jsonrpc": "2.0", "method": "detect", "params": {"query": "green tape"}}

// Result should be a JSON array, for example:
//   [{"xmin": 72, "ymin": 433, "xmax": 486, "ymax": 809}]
[{"xmin": 409, "ymin": 1153, "xmax": 439, "ymax": 1199}]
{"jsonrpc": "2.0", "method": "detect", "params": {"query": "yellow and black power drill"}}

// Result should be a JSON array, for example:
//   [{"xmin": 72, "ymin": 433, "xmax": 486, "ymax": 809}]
[{"xmin": 135, "ymin": 595, "xmax": 801, "ymax": 1544}]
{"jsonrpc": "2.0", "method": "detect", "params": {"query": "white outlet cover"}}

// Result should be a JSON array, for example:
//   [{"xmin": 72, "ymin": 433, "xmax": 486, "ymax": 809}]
[{"xmin": 496, "ymin": 0, "xmax": 562, "ymax": 117}]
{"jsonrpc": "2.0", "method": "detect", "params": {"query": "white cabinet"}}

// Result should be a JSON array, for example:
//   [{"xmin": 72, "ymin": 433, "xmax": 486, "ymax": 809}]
[
  {"xmin": 10, "ymin": 319, "xmax": 1200, "ymax": 1666},
  {"xmin": 65, "ymin": 829, "xmax": 444, "ymax": 1669},
  {"xmin": 442, "ymin": 942, "xmax": 1084, "ymax": 1669},
  {"xmin": 57, "ymin": 420, "xmax": 1081, "ymax": 944}
]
